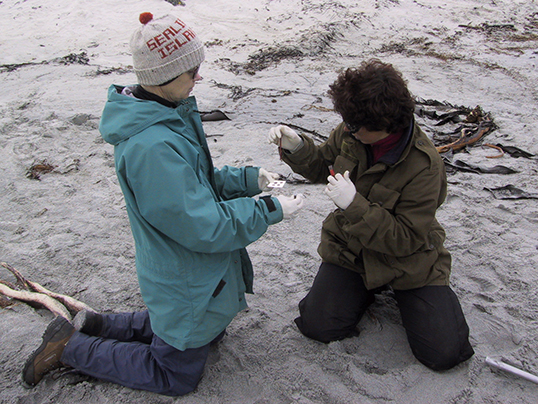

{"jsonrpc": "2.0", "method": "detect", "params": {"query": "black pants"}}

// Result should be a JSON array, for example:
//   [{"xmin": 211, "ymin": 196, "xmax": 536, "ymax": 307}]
[{"xmin": 294, "ymin": 263, "xmax": 474, "ymax": 370}]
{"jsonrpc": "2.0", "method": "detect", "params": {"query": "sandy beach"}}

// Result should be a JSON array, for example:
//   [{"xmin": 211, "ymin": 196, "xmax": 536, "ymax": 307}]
[{"xmin": 1, "ymin": 0, "xmax": 538, "ymax": 402}]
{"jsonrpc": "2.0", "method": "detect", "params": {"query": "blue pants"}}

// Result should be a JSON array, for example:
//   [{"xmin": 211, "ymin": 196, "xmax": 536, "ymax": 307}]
[
  {"xmin": 294, "ymin": 263, "xmax": 474, "ymax": 370},
  {"xmin": 61, "ymin": 311, "xmax": 222, "ymax": 396}
]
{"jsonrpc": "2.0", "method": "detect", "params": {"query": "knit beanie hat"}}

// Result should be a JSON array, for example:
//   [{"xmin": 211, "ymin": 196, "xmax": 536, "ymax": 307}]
[{"xmin": 130, "ymin": 12, "xmax": 205, "ymax": 86}]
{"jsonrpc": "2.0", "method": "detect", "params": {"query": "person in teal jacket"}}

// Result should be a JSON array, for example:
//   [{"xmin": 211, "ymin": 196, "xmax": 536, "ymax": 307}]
[{"xmin": 22, "ymin": 13, "xmax": 304, "ymax": 396}]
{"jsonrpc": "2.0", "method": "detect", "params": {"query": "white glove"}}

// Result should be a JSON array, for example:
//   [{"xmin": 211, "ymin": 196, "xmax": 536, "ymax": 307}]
[
  {"xmin": 324, "ymin": 171, "xmax": 356, "ymax": 210},
  {"xmin": 258, "ymin": 168, "xmax": 279, "ymax": 191},
  {"xmin": 276, "ymin": 194, "xmax": 305, "ymax": 219},
  {"xmin": 267, "ymin": 125, "xmax": 303, "ymax": 152}
]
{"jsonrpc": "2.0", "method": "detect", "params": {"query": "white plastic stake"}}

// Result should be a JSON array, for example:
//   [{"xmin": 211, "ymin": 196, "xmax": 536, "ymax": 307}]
[{"xmin": 486, "ymin": 357, "xmax": 538, "ymax": 385}]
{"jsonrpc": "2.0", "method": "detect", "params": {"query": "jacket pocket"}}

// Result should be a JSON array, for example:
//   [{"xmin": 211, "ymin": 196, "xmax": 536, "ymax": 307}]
[
  {"xmin": 320, "ymin": 212, "xmax": 361, "ymax": 270},
  {"xmin": 362, "ymin": 250, "xmax": 401, "ymax": 289},
  {"xmin": 212, "ymin": 279, "xmax": 227, "ymax": 298},
  {"xmin": 387, "ymin": 248, "xmax": 439, "ymax": 289},
  {"xmin": 367, "ymin": 183, "xmax": 400, "ymax": 210}
]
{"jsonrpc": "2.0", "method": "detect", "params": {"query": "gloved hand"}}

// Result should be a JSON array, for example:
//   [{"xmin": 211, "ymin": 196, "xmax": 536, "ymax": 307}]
[
  {"xmin": 258, "ymin": 168, "xmax": 279, "ymax": 191},
  {"xmin": 324, "ymin": 171, "xmax": 356, "ymax": 210},
  {"xmin": 276, "ymin": 194, "xmax": 305, "ymax": 219},
  {"xmin": 267, "ymin": 125, "xmax": 304, "ymax": 152}
]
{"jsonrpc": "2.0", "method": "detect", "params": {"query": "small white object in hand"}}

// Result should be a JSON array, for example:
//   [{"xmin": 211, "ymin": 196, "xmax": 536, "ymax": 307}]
[{"xmin": 267, "ymin": 180, "xmax": 286, "ymax": 188}]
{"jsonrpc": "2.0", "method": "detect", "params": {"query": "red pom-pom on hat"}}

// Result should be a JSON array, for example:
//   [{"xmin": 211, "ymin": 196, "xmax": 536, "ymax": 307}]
[{"xmin": 139, "ymin": 12, "xmax": 153, "ymax": 25}]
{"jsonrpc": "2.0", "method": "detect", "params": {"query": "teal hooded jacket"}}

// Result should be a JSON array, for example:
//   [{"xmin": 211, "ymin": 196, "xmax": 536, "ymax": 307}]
[{"xmin": 99, "ymin": 85, "xmax": 283, "ymax": 350}]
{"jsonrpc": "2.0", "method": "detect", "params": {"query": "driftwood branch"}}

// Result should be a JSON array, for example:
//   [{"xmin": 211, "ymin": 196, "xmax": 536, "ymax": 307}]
[
  {"xmin": 0, "ymin": 283, "xmax": 72, "ymax": 320},
  {"xmin": 1, "ymin": 262, "xmax": 30, "ymax": 289},
  {"xmin": 0, "ymin": 262, "xmax": 95, "ymax": 321},
  {"xmin": 25, "ymin": 279, "xmax": 95, "ymax": 314}
]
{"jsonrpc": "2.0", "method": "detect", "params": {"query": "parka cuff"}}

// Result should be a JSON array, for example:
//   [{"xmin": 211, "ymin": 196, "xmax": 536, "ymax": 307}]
[
  {"xmin": 342, "ymin": 192, "xmax": 369, "ymax": 224},
  {"xmin": 246, "ymin": 166, "xmax": 262, "ymax": 196},
  {"xmin": 260, "ymin": 196, "xmax": 283, "ymax": 225},
  {"xmin": 282, "ymin": 134, "xmax": 315, "ymax": 164}
]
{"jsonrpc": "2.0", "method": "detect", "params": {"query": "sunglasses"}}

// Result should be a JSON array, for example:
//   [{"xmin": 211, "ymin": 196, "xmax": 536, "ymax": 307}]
[
  {"xmin": 187, "ymin": 65, "xmax": 200, "ymax": 78},
  {"xmin": 158, "ymin": 65, "xmax": 201, "ymax": 86},
  {"xmin": 345, "ymin": 122, "xmax": 361, "ymax": 133}
]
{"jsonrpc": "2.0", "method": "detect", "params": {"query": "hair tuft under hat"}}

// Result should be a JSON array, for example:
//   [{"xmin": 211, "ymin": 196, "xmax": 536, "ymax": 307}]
[{"xmin": 130, "ymin": 13, "xmax": 205, "ymax": 86}]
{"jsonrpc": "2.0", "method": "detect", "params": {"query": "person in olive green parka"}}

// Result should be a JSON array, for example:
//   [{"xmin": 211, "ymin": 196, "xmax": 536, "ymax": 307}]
[{"xmin": 268, "ymin": 59, "xmax": 474, "ymax": 371}]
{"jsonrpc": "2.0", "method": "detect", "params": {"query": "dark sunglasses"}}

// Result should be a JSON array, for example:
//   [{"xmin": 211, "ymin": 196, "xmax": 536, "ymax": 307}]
[
  {"xmin": 345, "ymin": 122, "xmax": 361, "ymax": 133},
  {"xmin": 158, "ymin": 65, "xmax": 201, "ymax": 86}
]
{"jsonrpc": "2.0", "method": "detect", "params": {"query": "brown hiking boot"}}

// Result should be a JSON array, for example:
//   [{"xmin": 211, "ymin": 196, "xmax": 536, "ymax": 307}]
[{"xmin": 22, "ymin": 316, "xmax": 75, "ymax": 387}]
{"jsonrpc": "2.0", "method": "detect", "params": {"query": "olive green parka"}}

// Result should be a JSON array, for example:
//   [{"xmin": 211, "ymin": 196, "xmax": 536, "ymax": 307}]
[{"xmin": 282, "ymin": 121, "xmax": 451, "ymax": 290}]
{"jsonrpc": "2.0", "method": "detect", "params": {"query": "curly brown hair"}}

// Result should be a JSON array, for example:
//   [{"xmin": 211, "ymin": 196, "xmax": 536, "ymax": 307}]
[{"xmin": 328, "ymin": 59, "xmax": 415, "ymax": 133}]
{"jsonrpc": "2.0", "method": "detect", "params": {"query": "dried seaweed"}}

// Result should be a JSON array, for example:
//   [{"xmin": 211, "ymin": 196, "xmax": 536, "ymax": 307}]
[
  {"xmin": 493, "ymin": 144, "xmax": 535, "ymax": 159},
  {"xmin": 0, "ymin": 294, "xmax": 12, "ymax": 308},
  {"xmin": 415, "ymin": 99, "xmax": 497, "ymax": 153},
  {"xmin": 458, "ymin": 23, "xmax": 517, "ymax": 34},
  {"xmin": 209, "ymin": 80, "xmax": 258, "ymax": 101},
  {"xmin": 26, "ymin": 161, "xmax": 57, "ymax": 180},
  {"xmin": 55, "ymin": 52, "xmax": 90, "ymax": 65},
  {"xmin": 220, "ymin": 20, "xmax": 346, "ymax": 75},
  {"xmin": 243, "ymin": 46, "xmax": 304, "ymax": 75},
  {"xmin": 88, "ymin": 67, "xmax": 131, "ymax": 77},
  {"xmin": 484, "ymin": 185, "xmax": 538, "ymax": 200},
  {"xmin": 281, "ymin": 123, "xmax": 328, "ymax": 143},
  {"xmin": 1, "ymin": 51, "xmax": 90, "ymax": 72},
  {"xmin": 444, "ymin": 160, "xmax": 518, "ymax": 175},
  {"xmin": 0, "ymin": 61, "xmax": 44, "ymax": 73},
  {"xmin": 279, "ymin": 173, "xmax": 311, "ymax": 185}
]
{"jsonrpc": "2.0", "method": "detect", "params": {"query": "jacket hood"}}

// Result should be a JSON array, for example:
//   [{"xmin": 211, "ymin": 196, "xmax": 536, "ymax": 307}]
[{"xmin": 99, "ymin": 85, "xmax": 194, "ymax": 146}]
